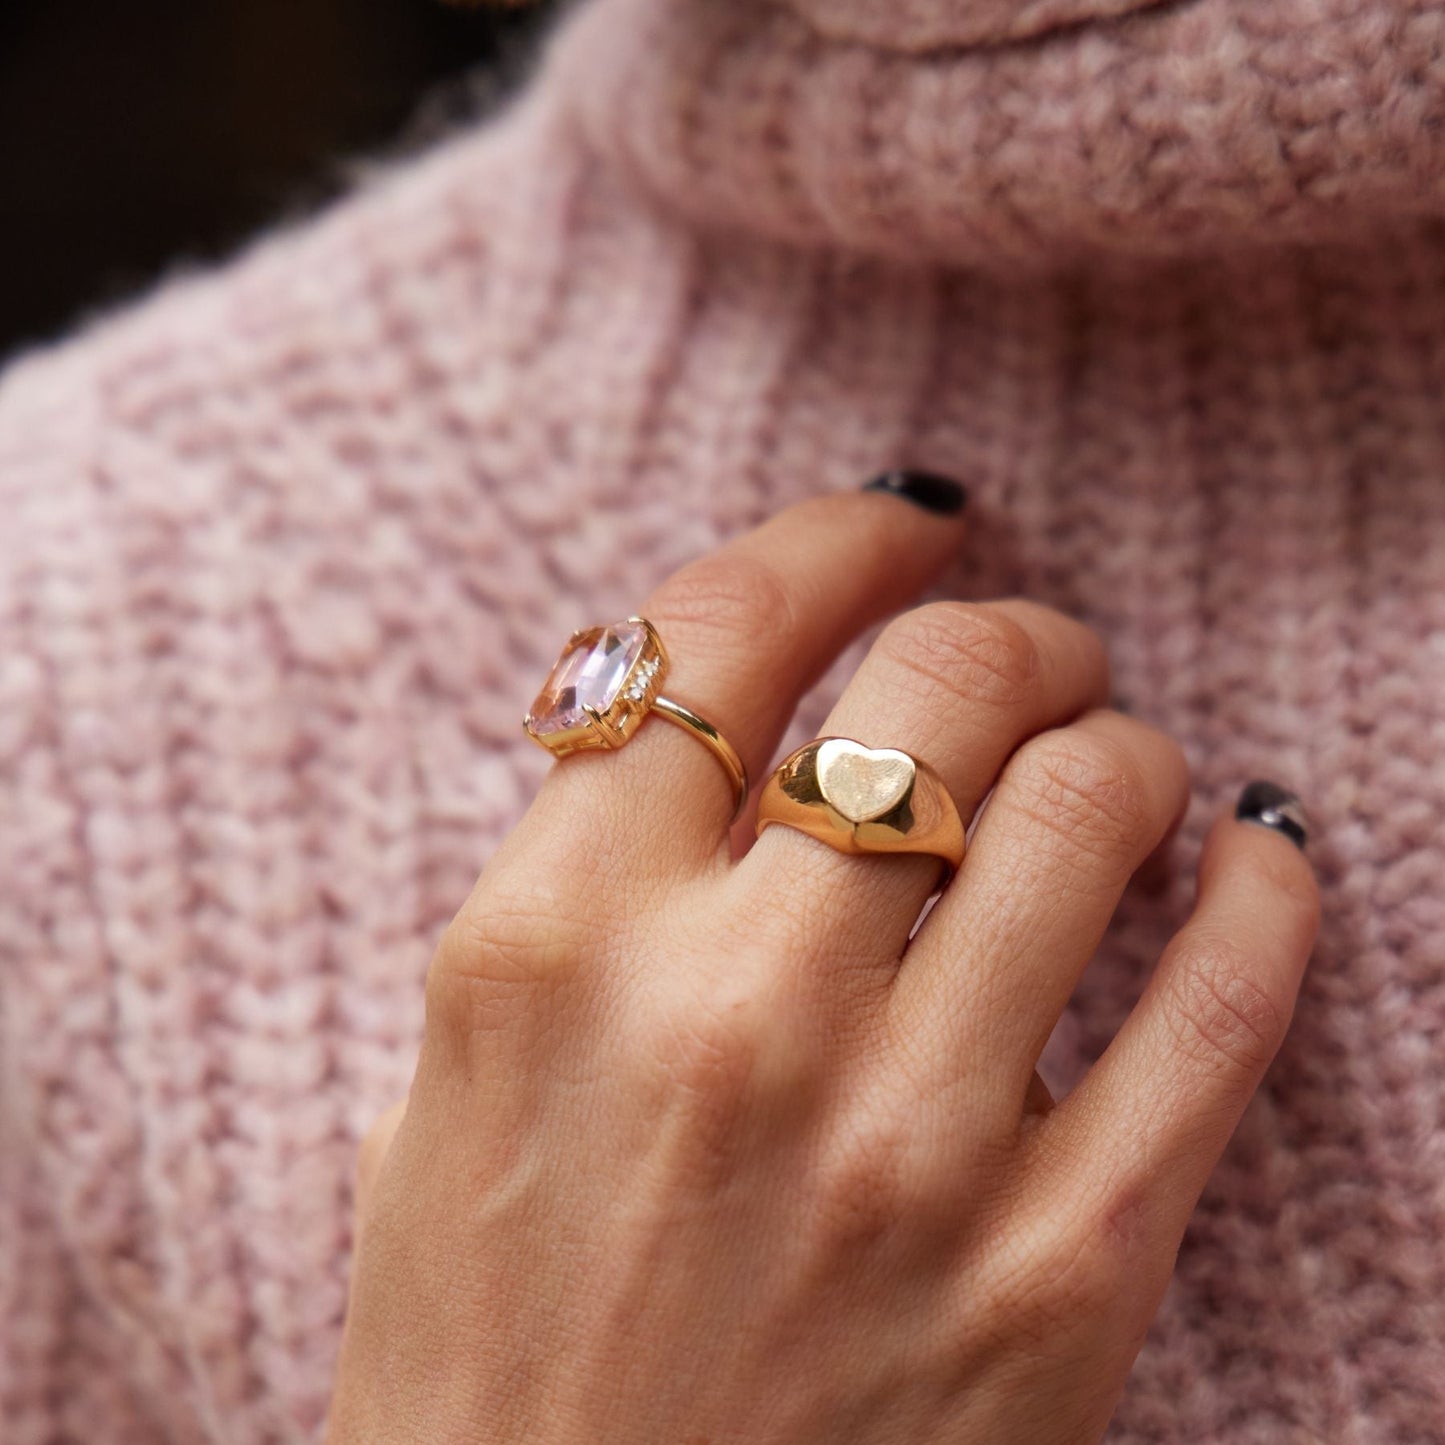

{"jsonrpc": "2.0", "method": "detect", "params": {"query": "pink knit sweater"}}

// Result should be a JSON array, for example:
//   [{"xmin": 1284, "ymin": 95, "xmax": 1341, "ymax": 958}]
[{"xmin": 2, "ymin": 0, "xmax": 1442, "ymax": 1439}]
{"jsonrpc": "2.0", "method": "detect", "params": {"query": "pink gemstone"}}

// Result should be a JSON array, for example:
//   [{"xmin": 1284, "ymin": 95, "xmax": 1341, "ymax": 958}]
[{"xmin": 528, "ymin": 621, "xmax": 648, "ymax": 736}]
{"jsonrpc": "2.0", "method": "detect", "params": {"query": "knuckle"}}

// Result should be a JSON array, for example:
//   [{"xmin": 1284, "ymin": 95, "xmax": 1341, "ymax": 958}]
[
  {"xmin": 879, "ymin": 601, "xmax": 1042, "ymax": 711},
  {"xmin": 1036, "ymin": 1238, "xmax": 1124, "ymax": 1336},
  {"xmin": 634, "ymin": 972, "xmax": 787, "ymax": 1183},
  {"xmin": 425, "ymin": 888, "xmax": 586, "ymax": 1038},
  {"xmin": 984, "ymin": 1200, "xmax": 1132, "ymax": 1351},
  {"xmin": 648, "ymin": 552, "xmax": 796, "ymax": 656},
  {"xmin": 1160, "ymin": 935, "xmax": 1287, "ymax": 1078},
  {"xmin": 811, "ymin": 1095, "xmax": 920, "ymax": 1249},
  {"xmin": 641, "ymin": 970, "xmax": 777, "ymax": 1111},
  {"xmin": 1007, "ymin": 730, "xmax": 1155, "ymax": 865}
]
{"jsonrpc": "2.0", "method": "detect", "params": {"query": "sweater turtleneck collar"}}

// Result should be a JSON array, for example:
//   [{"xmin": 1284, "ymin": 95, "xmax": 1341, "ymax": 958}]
[
  {"xmin": 543, "ymin": 0, "xmax": 1445, "ymax": 269},
  {"xmin": 779, "ymin": 0, "xmax": 1171, "ymax": 52}
]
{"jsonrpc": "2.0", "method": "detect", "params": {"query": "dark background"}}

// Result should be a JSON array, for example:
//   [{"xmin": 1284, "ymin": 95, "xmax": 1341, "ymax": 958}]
[{"xmin": 0, "ymin": 0, "xmax": 558, "ymax": 363}]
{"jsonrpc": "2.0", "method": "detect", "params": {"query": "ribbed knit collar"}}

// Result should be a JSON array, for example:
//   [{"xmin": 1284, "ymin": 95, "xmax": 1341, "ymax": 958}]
[
  {"xmin": 546, "ymin": 0, "xmax": 1445, "ymax": 268},
  {"xmin": 781, "ymin": 0, "xmax": 1170, "ymax": 51}
]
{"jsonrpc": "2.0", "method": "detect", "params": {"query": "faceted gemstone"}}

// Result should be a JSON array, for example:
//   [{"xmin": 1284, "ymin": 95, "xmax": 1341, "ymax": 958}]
[{"xmin": 528, "ymin": 620, "xmax": 649, "ymax": 736}]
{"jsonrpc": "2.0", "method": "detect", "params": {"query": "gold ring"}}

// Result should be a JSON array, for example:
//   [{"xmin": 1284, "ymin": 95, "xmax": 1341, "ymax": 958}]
[
  {"xmin": 755, "ymin": 737, "xmax": 966, "ymax": 878},
  {"xmin": 523, "ymin": 616, "xmax": 749, "ymax": 820}
]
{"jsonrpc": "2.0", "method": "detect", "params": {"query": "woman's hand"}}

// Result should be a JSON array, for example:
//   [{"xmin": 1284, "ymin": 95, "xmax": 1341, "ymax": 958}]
[{"xmin": 325, "ymin": 479, "xmax": 1319, "ymax": 1444}]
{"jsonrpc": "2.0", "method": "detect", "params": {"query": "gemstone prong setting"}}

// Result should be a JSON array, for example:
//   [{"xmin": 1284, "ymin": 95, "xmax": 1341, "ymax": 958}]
[{"xmin": 525, "ymin": 618, "xmax": 670, "ymax": 756}]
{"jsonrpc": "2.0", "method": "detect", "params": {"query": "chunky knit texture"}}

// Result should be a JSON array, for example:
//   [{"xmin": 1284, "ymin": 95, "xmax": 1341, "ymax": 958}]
[{"xmin": 2, "ymin": 0, "xmax": 1444, "ymax": 1440}]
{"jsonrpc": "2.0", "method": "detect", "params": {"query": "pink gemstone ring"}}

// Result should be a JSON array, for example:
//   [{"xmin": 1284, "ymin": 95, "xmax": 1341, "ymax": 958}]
[{"xmin": 524, "ymin": 616, "xmax": 749, "ymax": 821}]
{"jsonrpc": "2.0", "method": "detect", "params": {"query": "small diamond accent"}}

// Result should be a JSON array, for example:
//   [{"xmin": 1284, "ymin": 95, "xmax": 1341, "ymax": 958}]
[{"xmin": 623, "ymin": 657, "xmax": 660, "ymax": 701}]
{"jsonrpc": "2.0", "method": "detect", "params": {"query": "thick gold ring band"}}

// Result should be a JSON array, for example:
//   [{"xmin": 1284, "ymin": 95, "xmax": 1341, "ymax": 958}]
[
  {"xmin": 755, "ymin": 737, "xmax": 966, "ymax": 878},
  {"xmin": 523, "ymin": 616, "xmax": 749, "ymax": 821}
]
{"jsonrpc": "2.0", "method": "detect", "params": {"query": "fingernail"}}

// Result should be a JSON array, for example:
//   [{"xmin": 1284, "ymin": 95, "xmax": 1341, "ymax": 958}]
[
  {"xmin": 1235, "ymin": 780, "xmax": 1309, "ymax": 851},
  {"xmin": 861, "ymin": 469, "xmax": 968, "ymax": 516}
]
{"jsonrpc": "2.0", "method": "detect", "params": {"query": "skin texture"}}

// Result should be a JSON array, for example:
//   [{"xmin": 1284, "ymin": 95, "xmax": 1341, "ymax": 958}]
[{"xmin": 325, "ymin": 491, "xmax": 1320, "ymax": 1443}]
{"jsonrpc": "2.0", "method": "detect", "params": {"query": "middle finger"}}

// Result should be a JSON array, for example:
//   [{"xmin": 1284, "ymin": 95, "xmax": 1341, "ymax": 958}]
[{"xmin": 733, "ymin": 598, "xmax": 1109, "ymax": 974}]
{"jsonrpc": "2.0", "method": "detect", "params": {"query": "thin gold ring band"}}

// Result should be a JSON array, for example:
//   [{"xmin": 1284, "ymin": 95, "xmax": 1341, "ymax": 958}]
[{"xmin": 649, "ymin": 695, "xmax": 749, "ymax": 821}]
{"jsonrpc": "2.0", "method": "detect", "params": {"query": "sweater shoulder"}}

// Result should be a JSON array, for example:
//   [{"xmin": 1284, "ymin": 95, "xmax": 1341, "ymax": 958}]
[
  {"xmin": 0, "ymin": 88, "xmax": 581, "ymax": 800},
  {"xmin": 0, "ymin": 91, "xmax": 590, "ymax": 1433}
]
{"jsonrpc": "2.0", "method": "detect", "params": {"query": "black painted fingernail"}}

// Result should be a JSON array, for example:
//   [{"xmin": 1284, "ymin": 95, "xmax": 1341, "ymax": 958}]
[
  {"xmin": 1236, "ymin": 780, "xmax": 1309, "ymax": 851},
  {"xmin": 861, "ymin": 469, "xmax": 968, "ymax": 516}
]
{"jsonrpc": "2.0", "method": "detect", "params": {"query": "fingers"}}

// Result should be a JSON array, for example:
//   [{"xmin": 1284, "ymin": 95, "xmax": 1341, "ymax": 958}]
[
  {"xmin": 1040, "ymin": 784, "xmax": 1318, "ymax": 1246},
  {"xmin": 524, "ymin": 474, "xmax": 970, "ymax": 877},
  {"xmin": 732, "ymin": 597, "xmax": 1110, "ymax": 972},
  {"xmin": 893, "ymin": 709, "xmax": 1190, "ymax": 1111}
]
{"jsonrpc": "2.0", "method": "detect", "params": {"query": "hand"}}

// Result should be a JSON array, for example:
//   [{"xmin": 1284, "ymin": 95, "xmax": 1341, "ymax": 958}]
[{"xmin": 326, "ymin": 479, "xmax": 1319, "ymax": 1443}]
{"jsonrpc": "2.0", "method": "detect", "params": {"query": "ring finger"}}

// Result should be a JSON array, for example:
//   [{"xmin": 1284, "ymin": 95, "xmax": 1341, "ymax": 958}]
[{"xmin": 732, "ymin": 597, "xmax": 1111, "ymax": 970}]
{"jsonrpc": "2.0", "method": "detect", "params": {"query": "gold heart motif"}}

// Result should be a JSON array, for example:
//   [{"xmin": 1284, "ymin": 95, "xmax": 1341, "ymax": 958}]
[{"xmin": 816, "ymin": 739, "xmax": 916, "ymax": 824}]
